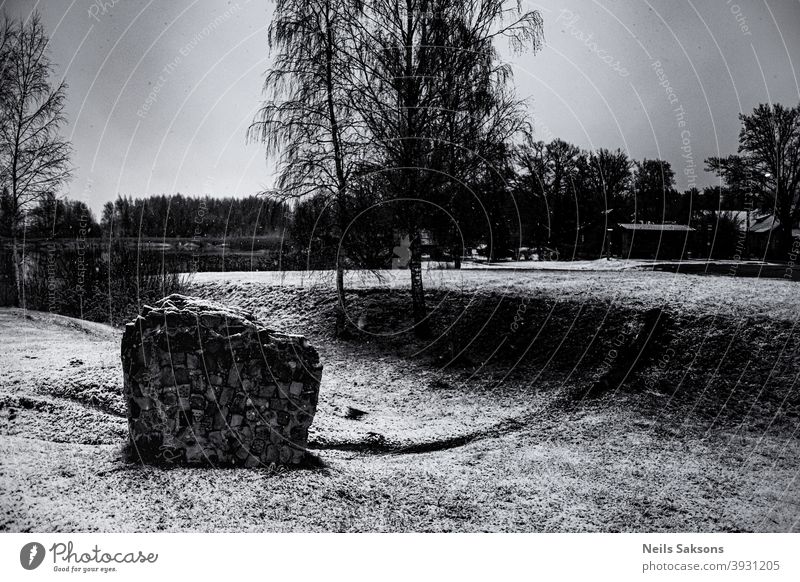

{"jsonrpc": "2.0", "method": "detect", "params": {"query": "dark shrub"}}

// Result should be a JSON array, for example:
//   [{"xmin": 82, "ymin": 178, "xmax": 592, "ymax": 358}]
[{"xmin": 21, "ymin": 239, "xmax": 191, "ymax": 325}]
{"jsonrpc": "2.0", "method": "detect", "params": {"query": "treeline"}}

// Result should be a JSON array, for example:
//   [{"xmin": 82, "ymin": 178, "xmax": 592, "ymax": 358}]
[
  {"xmin": 286, "ymin": 140, "xmax": 757, "ymax": 264},
  {"xmin": 99, "ymin": 194, "xmax": 287, "ymax": 238},
  {"xmin": 513, "ymin": 140, "xmax": 744, "ymax": 257},
  {"xmin": 0, "ymin": 190, "xmax": 293, "ymax": 318},
  {"xmin": 2, "ymin": 140, "xmax": 787, "ymax": 266},
  {"xmin": 0, "ymin": 192, "xmax": 100, "ymax": 238},
  {"xmin": 0, "ymin": 193, "xmax": 288, "ymax": 239}
]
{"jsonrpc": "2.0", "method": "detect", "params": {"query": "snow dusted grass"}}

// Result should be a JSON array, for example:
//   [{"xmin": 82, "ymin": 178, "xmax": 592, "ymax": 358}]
[
  {"xmin": 2, "ymin": 268, "xmax": 799, "ymax": 531},
  {"xmin": 191, "ymin": 267, "xmax": 800, "ymax": 320}
]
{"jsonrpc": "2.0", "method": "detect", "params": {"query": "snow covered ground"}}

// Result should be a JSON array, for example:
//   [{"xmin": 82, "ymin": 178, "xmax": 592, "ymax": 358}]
[
  {"xmin": 190, "ymin": 267, "xmax": 800, "ymax": 320},
  {"xmin": 2, "ymin": 268, "xmax": 799, "ymax": 532}
]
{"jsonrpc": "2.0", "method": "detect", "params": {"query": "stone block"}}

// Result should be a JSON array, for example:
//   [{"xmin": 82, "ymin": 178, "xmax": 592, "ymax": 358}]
[{"xmin": 121, "ymin": 294, "xmax": 322, "ymax": 466}]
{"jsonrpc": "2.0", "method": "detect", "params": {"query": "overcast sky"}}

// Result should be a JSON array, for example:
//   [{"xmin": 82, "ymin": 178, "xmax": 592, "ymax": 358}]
[{"xmin": 4, "ymin": 0, "xmax": 800, "ymax": 215}]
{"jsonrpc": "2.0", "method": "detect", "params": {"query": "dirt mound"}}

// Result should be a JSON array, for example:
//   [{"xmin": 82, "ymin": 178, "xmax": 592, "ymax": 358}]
[{"xmin": 190, "ymin": 280, "xmax": 800, "ymax": 430}]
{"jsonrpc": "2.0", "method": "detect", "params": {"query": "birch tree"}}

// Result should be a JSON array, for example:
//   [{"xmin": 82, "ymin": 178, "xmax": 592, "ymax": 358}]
[
  {"xmin": 249, "ymin": 0, "xmax": 361, "ymax": 336},
  {"xmin": 350, "ymin": 0, "xmax": 542, "ymax": 335},
  {"xmin": 0, "ymin": 13, "xmax": 72, "ymax": 306}
]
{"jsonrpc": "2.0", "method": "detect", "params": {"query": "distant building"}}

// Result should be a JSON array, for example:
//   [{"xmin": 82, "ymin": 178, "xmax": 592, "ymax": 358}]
[
  {"xmin": 616, "ymin": 223, "xmax": 694, "ymax": 259},
  {"xmin": 722, "ymin": 210, "xmax": 800, "ymax": 257}
]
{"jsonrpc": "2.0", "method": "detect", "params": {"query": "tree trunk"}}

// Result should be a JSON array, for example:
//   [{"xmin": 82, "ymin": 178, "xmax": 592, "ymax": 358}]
[
  {"xmin": 11, "ymin": 236, "xmax": 23, "ymax": 308},
  {"xmin": 779, "ymin": 207, "xmax": 794, "ymax": 259},
  {"xmin": 409, "ymin": 233, "xmax": 429, "ymax": 337},
  {"xmin": 323, "ymin": 8, "xmax": 349, "ymax": 339},
  {"xmin": 334, "ymin": 252, "xmax": 347, "ymax": 337}
]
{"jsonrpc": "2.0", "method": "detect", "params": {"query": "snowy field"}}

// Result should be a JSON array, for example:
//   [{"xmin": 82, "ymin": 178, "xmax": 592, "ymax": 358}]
[{"xmin": 2, "ymin": 268, "xmax": 799, "ymax": 532}]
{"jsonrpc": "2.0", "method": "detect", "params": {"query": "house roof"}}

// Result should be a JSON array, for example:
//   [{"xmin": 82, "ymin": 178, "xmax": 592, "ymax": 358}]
[
  {"xmin": 618, "ymin": 223, "xmax": 695, "ymax": 232},
  {"xmin": 723, "ymin": 210, "xmax": 777, "ymax": 233},
  {"xmin": 703, "ymin": 211, "xmax": 800, "ymax": 235}
]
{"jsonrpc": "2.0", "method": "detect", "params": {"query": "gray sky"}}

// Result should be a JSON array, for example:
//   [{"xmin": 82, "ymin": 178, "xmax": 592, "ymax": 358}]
[{"xmin": 4, "ymin": 0, "xmax": 800, "ymax": 215}]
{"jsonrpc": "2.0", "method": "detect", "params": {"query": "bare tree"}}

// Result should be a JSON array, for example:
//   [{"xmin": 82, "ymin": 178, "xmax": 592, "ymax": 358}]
[
  {"xmin": 249, "ymin": 0, "xmax": 361, "ymax": 336},
  {"xmin": 579, "ymin": 148, "xmax": 631, "ymax": 206},
  {"xmin": 707, "ymin": 103, "xmax": 800, "ymax": 256},
  {"xmin": 1, "ymin": 16, "xmax": 16, "ymax": 237},
  {"xmin": 0, "ymin": 15, "xmax": 12, "ymax": 98},
  {"xmin": 0, "ymin": 12, "xmax": 72, "ymax": 306},
  {"xmin": 516, "ymin": 138, "xmax": 580, "ymax": 247},
  {"xmin": 574, "ymin": 148, "xmax": 631, "ymax": 255},
  {"xmin": 632, "ymin": 159, "xmax": 677, "ymax": 223},
  {"xmin": 349, "ymin": 0, "xmax": 542, "ymax": 335}
]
